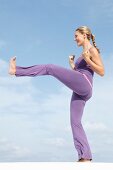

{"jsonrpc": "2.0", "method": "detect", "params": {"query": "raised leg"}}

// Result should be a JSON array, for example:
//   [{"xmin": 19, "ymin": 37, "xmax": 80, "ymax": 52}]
[{"xmin": 14, "ymin": 63, "xmax": 92, "ymax": 98}]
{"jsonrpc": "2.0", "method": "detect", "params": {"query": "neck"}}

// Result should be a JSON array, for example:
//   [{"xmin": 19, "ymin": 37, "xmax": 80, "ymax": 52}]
[{"xmin": 82, "ymin": 40, "xmax": 92, "ymax": 51}]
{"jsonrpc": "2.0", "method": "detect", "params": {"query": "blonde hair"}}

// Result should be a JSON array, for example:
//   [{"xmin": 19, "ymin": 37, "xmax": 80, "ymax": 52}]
[{"xmin": 76, "ymin": 26, "xmax": 100, "ymax": 53}]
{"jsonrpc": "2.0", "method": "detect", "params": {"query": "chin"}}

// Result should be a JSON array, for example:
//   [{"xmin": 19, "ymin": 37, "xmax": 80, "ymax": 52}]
[
  {"xmin": 76, "ymin": 41, "xmax": 82, "ymax": 46},
  {"xmin": 77, "ymin": 43, "xmax": 82, "ymax": 47}
]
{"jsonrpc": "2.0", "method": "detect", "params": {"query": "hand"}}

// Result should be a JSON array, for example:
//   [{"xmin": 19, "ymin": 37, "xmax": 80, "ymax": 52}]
[
  {"xmin": 69, "ymin": 55, "xmax": 75, "ymax": 64},
  {"xmin": 69, "ymin": 55, "xmax": 75, "ymax": 69},
  {"xmin": 82, "ymin": 50, "xmax": 91, "ymax": 62}
]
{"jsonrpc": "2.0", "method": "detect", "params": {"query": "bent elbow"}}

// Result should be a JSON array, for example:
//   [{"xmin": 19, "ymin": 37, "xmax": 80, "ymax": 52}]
[
  {"xmin": 100, "ymin": 72, "xmax": 104, "ymax": 77},
  {"xmin": 100, "ymin": 68, "xmax": 105, "ymax": 77}
]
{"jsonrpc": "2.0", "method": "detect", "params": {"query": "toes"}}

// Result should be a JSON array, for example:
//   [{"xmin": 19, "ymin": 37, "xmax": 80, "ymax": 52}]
[
  {"xmin": 10, "ymin": 56, "xmax": 16, "ymax": 61},
  {"xmin": 13, "ymin": 56, "xmax": 16, "ymax": 60},
  {"xmin": 12, "ymin": 56, "xmax": 16, "ymax": 60}
]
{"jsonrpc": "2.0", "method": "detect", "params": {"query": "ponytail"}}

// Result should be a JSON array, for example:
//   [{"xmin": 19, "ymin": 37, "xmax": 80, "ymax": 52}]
[{"xmin": 91, "ymin": 34, "xmax": 100, "ymax": 53}]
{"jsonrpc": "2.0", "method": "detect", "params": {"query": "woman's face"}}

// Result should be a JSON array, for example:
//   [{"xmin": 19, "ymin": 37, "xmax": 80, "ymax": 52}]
[{"xmin": 74, "ymin": 31, "xmax": 85, "ymax": 46}]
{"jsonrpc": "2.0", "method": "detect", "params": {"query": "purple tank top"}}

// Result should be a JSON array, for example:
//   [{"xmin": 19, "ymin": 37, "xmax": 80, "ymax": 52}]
[{"xmin": 75, "ymin": 55, "xmax": 94, "ymax": 77}]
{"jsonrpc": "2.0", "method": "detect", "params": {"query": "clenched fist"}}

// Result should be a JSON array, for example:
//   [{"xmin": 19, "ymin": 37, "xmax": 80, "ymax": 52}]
[{"xmin": 69, "ymin": 55, "xmax": 75, "ymax": 70}]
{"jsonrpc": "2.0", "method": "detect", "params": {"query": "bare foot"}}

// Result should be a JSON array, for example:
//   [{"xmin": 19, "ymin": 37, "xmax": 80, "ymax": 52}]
[
  {"xmin": 9, "ymin": 56, "xmax": 16, "ymax": 75},
  {"xmin": 77, "ymin": 158, "xmax": 92, "ymax": 162}
]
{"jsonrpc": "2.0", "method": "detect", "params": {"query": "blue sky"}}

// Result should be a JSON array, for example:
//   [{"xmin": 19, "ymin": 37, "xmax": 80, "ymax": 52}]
[{"xmin": 0, "ymin": 0, "xmax": 113, "ymax": 162}]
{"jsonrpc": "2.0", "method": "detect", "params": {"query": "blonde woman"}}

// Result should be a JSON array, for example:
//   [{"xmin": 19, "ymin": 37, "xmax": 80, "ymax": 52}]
[{"xmin": 9, "ymin": 26, "xmax": 104, "ymax": 162}]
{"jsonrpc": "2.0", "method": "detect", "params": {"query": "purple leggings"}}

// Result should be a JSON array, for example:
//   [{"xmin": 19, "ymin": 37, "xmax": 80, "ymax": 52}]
[{"xmin": 16, "ymin": 64, "xmax": 92, "ymax": 160}]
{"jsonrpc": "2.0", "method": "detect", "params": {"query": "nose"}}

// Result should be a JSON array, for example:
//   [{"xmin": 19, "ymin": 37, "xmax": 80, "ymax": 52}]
[{"xmin": 74, "ymin": 37, "xmax": 76, "ymax": 41}]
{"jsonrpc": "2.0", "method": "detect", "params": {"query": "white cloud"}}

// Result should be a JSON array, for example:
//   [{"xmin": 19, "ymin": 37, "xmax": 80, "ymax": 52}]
[
  {"xmin": 0, "ymin": 138, "xmax": 31, "ymax": 161},
  {"xmin": 84, "ymin": 122, "xmax": 111, "ymax": 132},
  {"xmin": 44, "ymin": 137, "xmax": 68, "ymax": 147}
]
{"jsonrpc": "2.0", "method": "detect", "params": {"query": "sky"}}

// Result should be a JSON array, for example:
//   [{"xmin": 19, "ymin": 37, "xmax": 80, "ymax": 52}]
[{"xmin": 0, "ymin": 0, "xmax": 113, "ymax": 162}]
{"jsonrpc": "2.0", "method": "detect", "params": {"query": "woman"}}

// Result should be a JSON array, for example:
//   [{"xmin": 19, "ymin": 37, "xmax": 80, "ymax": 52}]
[{"xmin": 9, "ymin": 26, "xmax": 104, "ymax": 162}]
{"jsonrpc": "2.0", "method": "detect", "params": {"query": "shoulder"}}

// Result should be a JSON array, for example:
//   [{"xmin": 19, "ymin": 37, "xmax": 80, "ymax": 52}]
[
  {"xmin": 89, "ymin": 46, "xmax": 99, "ymax": 55},
  {"xmin": 89, "ymin": 46, "xmax": 100, "ymax": 60},
  {"xmin": 89, "ymin": 46, "xmax": 104, "ymax": 67}
]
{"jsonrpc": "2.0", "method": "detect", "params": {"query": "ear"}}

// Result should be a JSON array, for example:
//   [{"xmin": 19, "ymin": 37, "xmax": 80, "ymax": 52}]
[{"xmin": 83, "ymin": 33, "xmax": 87, "ymax": 39}]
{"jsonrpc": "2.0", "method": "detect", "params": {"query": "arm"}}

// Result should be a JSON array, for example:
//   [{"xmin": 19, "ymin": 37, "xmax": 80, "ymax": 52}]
[
  {"xmin": 69, "ymin": 55, "xmax": 76, "ymax": 70},
  {"xmin": 83, "ymin": 47, "xmax": 105, "ymax": 76}
]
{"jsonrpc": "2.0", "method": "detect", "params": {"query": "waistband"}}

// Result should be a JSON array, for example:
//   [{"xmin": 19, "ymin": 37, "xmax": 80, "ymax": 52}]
[{"xmin": 76, "ymin": 69, "xmax": 94, "ymax": 77}]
